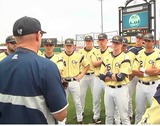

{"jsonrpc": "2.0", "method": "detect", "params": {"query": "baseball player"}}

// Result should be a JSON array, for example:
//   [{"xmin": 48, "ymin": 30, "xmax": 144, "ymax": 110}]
[
  {"xmin": 126, "ymin": 33, "xmax": 144, "ymax": 121},
  {"xmin": 139, "ymin": 84, "xmax": 160, "ymax": 124},
  {"xmin": 91, "ymin": 33, "xmax": 115, "ymax": 124},
  {"xmin": 132, "ymin": 33, "xmax": 160, "ymax": 124},
  {"xmin": 41, "ymin": 39, "xmax": 63, "ymax": 74},
  {"xmin": 0, "ymin": 35, "xmax": 17, "ymax": 61},
  {"xmin": 99, "ymin": 35, "xmax": 131, "ymax": 124},
  {"xmin": 37, "ymin": 50, "xmax": 43, "ymax": 56},
  {"xmin": 59, "ymin": 38, "xmax": 89, "ymax": 124},
  {"xmin": 78, "ymin": 35, "xmax": 98, "ymax": 118},
  {"xmin": 122, "ymin": 37, "xmax": 128, "ymax": 53}
]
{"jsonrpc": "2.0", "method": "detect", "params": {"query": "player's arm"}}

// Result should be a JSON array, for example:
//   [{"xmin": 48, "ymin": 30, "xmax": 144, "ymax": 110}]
[
  {"xmin": 110, "ymin": 73, "xmax": 126, "ymax": 81},
  {"xmin": 99, "ymin": 61, "xmax": 108, "ymax": 81},
  {"xmin": 110, "ymin": 58, "xmax": 131, "ymax": 81},
  {"xmin": 90, "ymin": 52, "xmax": 101, "ymax": 68},
  {"xmin": 77, "ymin": 64, "xmax": 89, "ymax": 81},
  {"xmin": 92, "ymin": 60, "xmax": 102, "ymax": 67},
  {"xmin": 144, "ymin": 58, "xmax": 160, "ymax": 76},
  {"xmin": 91, "ymin": 51, "xmax": 102, "ymax": 67},
  {"xmin": 56, "ymin": 57, "xmax": 64, "ymax": 75},
  {"xmin": 144, "ymin": 67, "xmax": 159, "ymax": 76},
  {"xmin": 76, "ymin": 55, "xmax": 90, "ymax": 81},
  {"xmin": 99, "ymin": 60, "xmax": 112, "ymax": 81},
  {"xmin": 132, "ymin": 57, "xmax": 144, "ymax": 77}
]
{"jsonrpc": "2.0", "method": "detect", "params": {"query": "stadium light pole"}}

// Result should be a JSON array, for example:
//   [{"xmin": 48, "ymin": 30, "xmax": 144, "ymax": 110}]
[{"xmin": 98, "ymin": 0, "xmax": 104, "ymax": 33}]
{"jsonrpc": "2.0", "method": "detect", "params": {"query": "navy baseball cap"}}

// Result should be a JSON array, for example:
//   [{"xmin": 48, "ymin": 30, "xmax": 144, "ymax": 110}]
[
  {"xmin": 111, "ymin": 35, "xmax": 123, "ymax": 43},
  {"xmin": 6, "ymin": 35, "xmax": 15, "ymax": 43},
  {"xmin": 44, "ymin": 39, "xmax": 54, "ymax": 45},
  {"xmin": 84, "ymin": 35, "xmax": 93, "ymax": 41},
  {"xmin": 122, "ymin": 37, "xmax": 128, "ymax": 46},
  {"xmin": 65, "ymin": 38, "xmax": 74, "ymax": 45},
  {"xmin": 13, "ymin": 16, "xmax": 46, "ymax": 36},
  {"xmin": 143, "ymin": 33, "xmax": 154, "ymax": 41},
  {"xmin": 136, "ymin": 33, "xmax": 143, "ymax": 39},
  {"xmin": 98, "ymin": 33, "xmax": 108, "ymax": 40}
]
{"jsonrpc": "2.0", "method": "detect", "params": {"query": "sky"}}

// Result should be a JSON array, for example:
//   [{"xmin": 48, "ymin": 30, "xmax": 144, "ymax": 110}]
[{"xmin": 0, "ymin": 0, "xmax": 159, "ymax": 43}]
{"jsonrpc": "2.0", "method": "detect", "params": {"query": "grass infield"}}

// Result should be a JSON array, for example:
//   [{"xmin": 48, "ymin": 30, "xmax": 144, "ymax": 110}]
[{"xmin": 66, "ymin": 88, "xmax": 141, "ymax": 124}]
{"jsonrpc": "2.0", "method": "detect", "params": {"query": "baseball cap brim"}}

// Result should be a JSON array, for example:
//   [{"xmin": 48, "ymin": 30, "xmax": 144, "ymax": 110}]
[
  {"xmin": 123, "ymin": 43, "xmax": 128, "ymax": 46},
  {"xmin": 40, "ymin": 30, "xmax": 46, "ymax": 34},
  {"xmin": 65, "ymin": 43, "xmax": 74, "ymax": 45},
  {"xmin": 85, "ymin": 39, "xmax": 92, "ymax": 41},
  {"xmin": 144, "ymin": 38, "xmax": 153, "ymax": 41},
  {"xmin": 98, "ymin": 38, "xmax": 105, "ymax": 40},
  {"xmin": 111, "ymin": 40, "xmax": 122, "ymax": 43}
]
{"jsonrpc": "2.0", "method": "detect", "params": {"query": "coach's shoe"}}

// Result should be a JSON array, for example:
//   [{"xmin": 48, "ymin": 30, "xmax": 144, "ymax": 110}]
[{"xmin": 91, "ymin": 118, "xmax": 101, "ymax": 124}]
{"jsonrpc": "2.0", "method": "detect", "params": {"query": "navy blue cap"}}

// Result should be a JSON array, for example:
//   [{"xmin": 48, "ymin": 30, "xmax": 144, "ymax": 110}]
[
  {"xmin": 13, "ymin": 16, "xmax": 46, "ymax": 36},
  {"xmin": 136, "ymin": 33, "xmax": 143, "ymax": 39},
  {"xmin": 111, "ymin": 35, "xmax": 123, "ymax": 43},
  {"xmin": 122, "ymin": 37, "xmax": 128, "ymax": 45},
  {"xmin": 84, "ymin": 35, "xmax": 93, "ymax": 41},
  {"xmin": 143, "ymin": 33, "xmax": 154, "ymax": 41},
  {"xmin": 44, "ymin": 39, "xmax": 54, "ymax": 45},
  {"xmin": 65, "ymin": 38, "xmax": 74, "ymax": 45},
  {"xmin": 98, "ymin": 33, "xmax": 108, "ymax": 40},
  {"xmin": 6, "ymin": 35, "xmax": 15, "ymax": 43}
]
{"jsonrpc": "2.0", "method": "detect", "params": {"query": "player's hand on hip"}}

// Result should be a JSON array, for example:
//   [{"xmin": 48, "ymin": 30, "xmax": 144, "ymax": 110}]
[{"xmin": 75, "ymin": 74, "xmax": 83, "ymax": 82}]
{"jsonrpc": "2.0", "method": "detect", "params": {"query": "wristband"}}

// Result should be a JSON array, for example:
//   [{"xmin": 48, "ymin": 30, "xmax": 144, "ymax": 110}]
[
  {"xmin": 143, "ymin": 73, "xmax": 149, "ymax": 77},
  {"xmin": 106, "ymin": 72, "xmax": 113, "ymax": 78},
  {"xmin": 140, "ymin": 67, "xmax": 145, "ymax": 73}
]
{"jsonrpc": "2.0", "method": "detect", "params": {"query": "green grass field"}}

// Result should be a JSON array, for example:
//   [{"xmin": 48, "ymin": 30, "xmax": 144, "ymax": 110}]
[{"xmin": 66, "ymin": 88, "xmax": 138, "ymax": 124}]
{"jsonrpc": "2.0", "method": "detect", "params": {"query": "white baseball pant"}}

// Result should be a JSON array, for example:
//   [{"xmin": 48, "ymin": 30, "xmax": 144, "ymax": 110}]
[
  {"xmin": 65, "ymin": 81, "xmax": 83, "ymax": 122},
  {"xmin": 104, "ymin": 84, "xmax": 130, "ymax": 124},
  {"xmin": 127, "ymin": 76, "xmax": 138, "ymax": 118},
  {"xmin": 92, "ymin": 76, "xmax": 105, "ymax": 120},
  {"xmin": 80, "ymin": 74, "xmax": 95, "ymax": 114}
]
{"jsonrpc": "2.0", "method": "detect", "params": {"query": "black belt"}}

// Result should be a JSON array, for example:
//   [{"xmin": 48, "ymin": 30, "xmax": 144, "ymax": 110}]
[
  {"xmin": 109, "ymin": 85, "xmax": 122, "ymax": 88},
  {"xmin": 85, "ymin": 72, "xmax": 94, "ymax": 75},
  {"xmin": 138, "ymin": 80, "xmax": 155, "ymax": 85},
  {"xmin": 64, "ymin": 78, "xmax": 76, "ymax": 82}
]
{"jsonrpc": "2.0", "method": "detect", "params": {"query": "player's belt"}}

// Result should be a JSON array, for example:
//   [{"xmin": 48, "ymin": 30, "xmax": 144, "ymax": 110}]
[
  {"xmin": 64, "ymin": 78, "xmax": 76, "ymax": 82},
  {"xmin": 85, "ymin": 72, "xmax": 94, "ymax": 75},
  {"xmin": 138, "ymin": 80, "xmax": 155, "ymax": 85},
  {"xmin": 108, "ymin": 85, "xmax": 122, "ymax": 88}
]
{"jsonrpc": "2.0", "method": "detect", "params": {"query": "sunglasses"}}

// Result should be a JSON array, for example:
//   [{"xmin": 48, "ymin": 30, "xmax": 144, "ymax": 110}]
[
  {"xmin": 40, "ymin": 32, "xmax": 43, "ymax": 37},
  {"xmin": 9, "ymin": 42, "xmax": 17, "ymax": 45},
  {"xmin": 45, "ymin": 44, "xmax": 53, "ymax": 47},
  {"xmin": 144, "ymin": 40, "xmax": 152, "ymax": 42}
]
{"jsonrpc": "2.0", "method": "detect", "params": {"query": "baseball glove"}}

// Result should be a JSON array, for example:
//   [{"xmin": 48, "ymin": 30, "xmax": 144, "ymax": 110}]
[{"xmin": 62, "ymin": 81, "xmax": 69, "ymax": 89}]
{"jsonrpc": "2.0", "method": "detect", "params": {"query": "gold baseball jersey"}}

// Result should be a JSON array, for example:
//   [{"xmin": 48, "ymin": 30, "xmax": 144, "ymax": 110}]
[
  {"xmin": 139, "ymin": 87, "xmax": 160, "ymax": 124},
  {"xmin": 100, "ymin": 52, "xmax": 131, "ymax": 86},
  {"xmin": 0, "ymin": 52, "xmax": 8, "ymax": 61},
  {"xmin": 59, "ymin": 52, "xmax": 89, "ymax": 78},
  {"xmin": 94, "ymin": 47, "xmax": 113, "ymax": 76},
  {"xmin": 41, "ymin": 54, "xmax": 64, "ymax": 72},
  {"xmin": 37, "ymin": 50, "xmax": 43, "ymax": 56},
  {"xmin": 132, "ymin": 49, "xmax": 160, "ymax": 82},
  {"xmin": 127, "ymin": 46, "xmax": 144, "ymax": 65},
  {"xmin": 78, "ymin": 47, "xmax": 97, "ymax": 73}
]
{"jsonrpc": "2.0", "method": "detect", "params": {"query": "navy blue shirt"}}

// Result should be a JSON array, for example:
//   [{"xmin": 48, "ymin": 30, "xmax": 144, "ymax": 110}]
[
  {"xmin": 0, "ymin": 48, "xmax": 67, "ymax": 124},
  {"xmin": 128, "ymin": 46, "xmax": 144, "ymax": 55}
]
